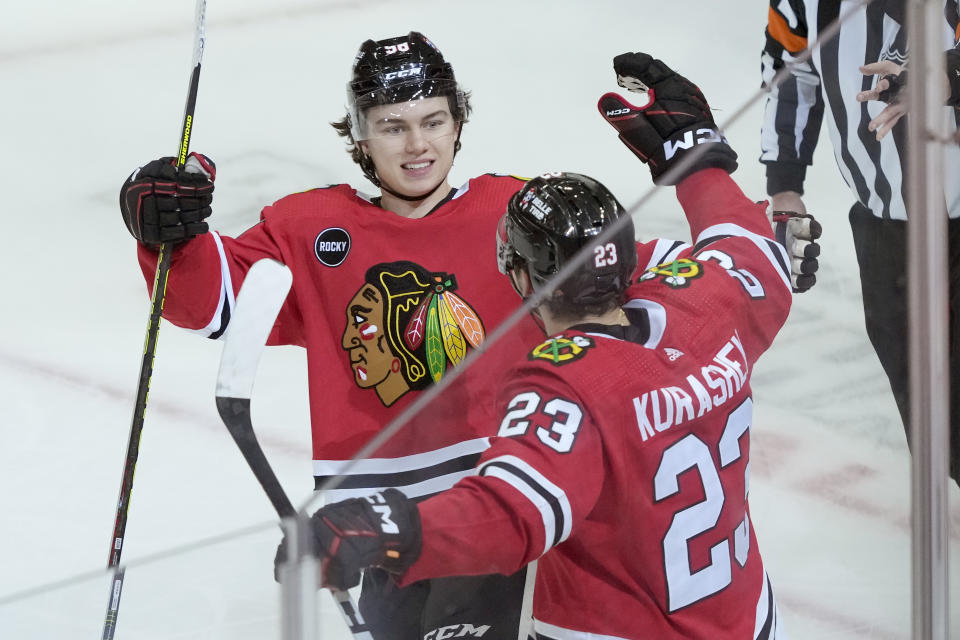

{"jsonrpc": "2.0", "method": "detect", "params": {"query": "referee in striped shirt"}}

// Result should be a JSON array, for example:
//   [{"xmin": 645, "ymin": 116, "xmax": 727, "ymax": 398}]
[{"xmin": 759, "ymin": 0, "xmax": 960, "ymax": 485}]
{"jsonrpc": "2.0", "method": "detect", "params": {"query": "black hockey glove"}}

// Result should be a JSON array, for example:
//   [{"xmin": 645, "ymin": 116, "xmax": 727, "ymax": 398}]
[
  {"xmin": 307, "ymin": 489, "xmax": 421, "ymax": 591},
  {"xmin": 598, "ymin": 52, "xmax": 738, "ymax": 185},
  {"xmin": 119, "ymin": 152, "xmax": 216, "ymax": 246},
  {"xmin": 877, "ymin": 71, "xmax": 907, "ymax": 104},
  {"xmin": 770, "ymin": 210, "xmax": 821, "ymax": 293}
]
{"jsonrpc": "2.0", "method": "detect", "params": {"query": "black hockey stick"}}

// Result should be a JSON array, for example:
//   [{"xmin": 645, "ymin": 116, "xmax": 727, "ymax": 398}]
[
  {"xmin": 214, "ymin": 259, "xmax": 372, "ymax": 640},
  {"xmin": 101, "ymin": 2, "xmax": 206, "ymax": 638}
]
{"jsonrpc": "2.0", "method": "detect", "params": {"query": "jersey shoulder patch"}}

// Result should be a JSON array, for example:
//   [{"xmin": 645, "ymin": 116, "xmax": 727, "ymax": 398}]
[
  {"xmin": 638, "ymin": 257, "xmax": 704, "ymax": 289},
  {"xmin": 528, "ymin": 334, "xmax": 595, "ymax": 366}
]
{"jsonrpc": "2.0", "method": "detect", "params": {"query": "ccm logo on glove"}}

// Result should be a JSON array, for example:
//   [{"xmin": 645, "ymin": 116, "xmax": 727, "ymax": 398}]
[
  {"xmin": 367, "ymin": 493, "xmax": 400, "ymax": 535},
  {"xmin": 664, "ymin": 128, "xmax": 727, "ymax": 160}
]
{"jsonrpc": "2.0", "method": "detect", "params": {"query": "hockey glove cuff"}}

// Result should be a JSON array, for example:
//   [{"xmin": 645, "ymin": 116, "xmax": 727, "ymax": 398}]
[
  {"xmin": 769, "ymin": 209, "xmax": 822, "ymax": 293},
  {"xmin": 598, "ymin": 52, "xmax": 737, "ymax": 185},
  {"xmin": 310, "ymin": 488, "xmax": 422, "ymax": 591},
  {"xmin": 119, "ymin": 152, "xmax": 216, "ymax": 247}
]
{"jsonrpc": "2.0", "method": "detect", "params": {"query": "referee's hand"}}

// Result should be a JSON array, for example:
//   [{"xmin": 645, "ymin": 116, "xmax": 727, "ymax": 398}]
[{"xmin": 856, "ymin": 60, "xmax": 907, "ymax": 141}]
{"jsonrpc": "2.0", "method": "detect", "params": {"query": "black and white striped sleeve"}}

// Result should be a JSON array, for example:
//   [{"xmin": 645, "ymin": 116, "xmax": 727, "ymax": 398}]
[{"xmin": 760, "ymin": 0, "xmax": 826, "ymax": 196}]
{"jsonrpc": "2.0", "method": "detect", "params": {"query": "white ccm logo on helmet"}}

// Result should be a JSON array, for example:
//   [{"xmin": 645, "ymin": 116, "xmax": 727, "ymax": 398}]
[
  {"xmin": 384, "ymin": 65, "xmax": 423, "ymax": 81},
  {"xmin": 663, "ymin": 128, "xmax": 725, "ymax": 160}
]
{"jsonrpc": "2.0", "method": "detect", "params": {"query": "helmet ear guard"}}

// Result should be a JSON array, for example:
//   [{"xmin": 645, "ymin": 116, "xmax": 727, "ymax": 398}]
[
  {"xmin": 496, "ymin": 213, "xmax": 530, "ymax": 298},
  {"xmin": 501, "ymin": 172, "xmax": 638, "ymax": 306},
  {"xmin": 495, "ymin": 214, "xmax": 517, "ymax": 275}
]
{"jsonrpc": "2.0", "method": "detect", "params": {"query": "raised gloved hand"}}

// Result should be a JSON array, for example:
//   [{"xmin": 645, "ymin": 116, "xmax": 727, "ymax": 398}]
[
  {"xmin": 770, "ymin": 209, "xmax": 821, "ymax": 293},
  {"xmin": 119, "ymin": 152, "xmax": 216, "ymax": 246},
  {"xmin": 273, "ymin": 489, "xmax": 422, "ymax": 590},
  {"xmin": 598, "ymin": 52, "xmax": 738, "ymax": 185}
]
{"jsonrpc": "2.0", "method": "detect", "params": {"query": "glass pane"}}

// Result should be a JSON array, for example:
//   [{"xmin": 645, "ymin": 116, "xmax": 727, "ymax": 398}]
[{"xmin": 0, "ymin": 525, "xmax": 289, "ymax": 640}]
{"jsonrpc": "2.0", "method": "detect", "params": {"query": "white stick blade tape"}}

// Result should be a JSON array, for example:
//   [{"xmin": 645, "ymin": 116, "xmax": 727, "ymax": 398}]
[
  {"xmin": 216, "ymin": 259, "xmax": 293, "ymax": 399},
  {"xmin": 192, "ymin": 0, "xmax": 206, "ymax": 66}
]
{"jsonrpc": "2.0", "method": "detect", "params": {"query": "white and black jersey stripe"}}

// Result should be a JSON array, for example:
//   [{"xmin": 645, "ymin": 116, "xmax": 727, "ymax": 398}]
[
  {"xmin": 761, "ymin": 0, "xmax": 960, "ymax": 220},
  {"xmin": 478, "ymin": 454, "xmax": 573, "ymax": 557},
  {"xmin": 529, "ymin": 572, "xmax": 784, "ymax": 640},
  {"xmin": 532, "ymin": 620, "xmax": 629, "ymax": 640},
  {"xmin": 753, "ymin": 572, "xmax": 786, "ymax": 640},
  {"xmin": 313, "ymin": 437, "xmax": 490, "ymax": 502},
  {"xmin": 190, "ymin": 232, "xmax": 235, "ymax": 339},
  {"xmin": 620, "ymin": 238, "xmax": 688, "ymax": 350},
  {"xmin": 621, "ymin": 299, "xmax": 668, "ymax": 349},
  {"xmin": 695, "ymin": 222, "xmax": 794, "ymax": 293},
  {"xmin": 621, "ymin": 228, "xmax": 790, "ymax": 351}
]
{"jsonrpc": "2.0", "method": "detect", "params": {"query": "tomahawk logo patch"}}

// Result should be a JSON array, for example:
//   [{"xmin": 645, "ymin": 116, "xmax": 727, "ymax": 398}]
[
  {"xmin": 315, "ymin": 227, "xmax": 351, "ymax": 267},
  {"xmin": 639, "ymin": 258, "xmax": 703, "ymax": 288},
  {"xmin": 341, "ymin": 260, "xmax": 486, "ymax": 407},
  {"xmin": 529, "ymin": 335, "xmax": 595, "ymax": 366}
]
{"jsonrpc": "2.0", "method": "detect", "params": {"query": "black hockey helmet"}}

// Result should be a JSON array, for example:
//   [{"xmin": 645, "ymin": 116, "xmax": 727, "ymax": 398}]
[
  {"xmin": 347, "ymin": 31, "xmax": 467, "ymax": 140},
  {"xmin": 497, "ymin": 172, "xmax": 637, "ymax": 305}
]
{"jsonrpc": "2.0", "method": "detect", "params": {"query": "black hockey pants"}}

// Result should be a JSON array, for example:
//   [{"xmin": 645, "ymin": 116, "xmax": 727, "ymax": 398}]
[
  {"xmin": 849, "ymin": 203, "xmax": 960, "ymax": 486},
  {"xmin": 358, "ymin": 566, "xmax": 529, "ymax": 640}
]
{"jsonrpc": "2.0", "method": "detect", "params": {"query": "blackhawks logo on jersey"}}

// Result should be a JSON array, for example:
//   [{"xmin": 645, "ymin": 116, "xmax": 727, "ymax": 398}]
[
  {"xmin": 639, "ymin": 257, "xmax": 703, "ymax": 288},
  {"xmin": 529, "ymin": 335, "xmax": 595, "ymax": 366},
  {"xmin": 341, "ymin": 260, "xmax": 486, "ymax": 407}
]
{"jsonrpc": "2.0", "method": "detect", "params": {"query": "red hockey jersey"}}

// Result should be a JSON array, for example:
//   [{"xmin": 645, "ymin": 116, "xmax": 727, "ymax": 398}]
[
  {"xmin": 403, "ymin": 170, "xmax": 792, "ymax": 640},
  {"xmin": 138, "ymin": 174, "xmax": 669, "ymax": 501},
  {"xmin": 138, "ymin": 174, "xmax": 536, "ymax": 499}
]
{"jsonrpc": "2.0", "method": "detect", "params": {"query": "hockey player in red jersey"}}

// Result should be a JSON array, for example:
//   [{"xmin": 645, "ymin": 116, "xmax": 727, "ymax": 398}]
[
  {"xmin": 119, "ymin": 34, "xmax": 803, "ymax": 638},
  {"xmin": 120, "ymin": 32, "xmax": 544, "ymax": 638},
  {"xmin": 290, "ymin": 54, "xmax": 791, "ymax": 640}
]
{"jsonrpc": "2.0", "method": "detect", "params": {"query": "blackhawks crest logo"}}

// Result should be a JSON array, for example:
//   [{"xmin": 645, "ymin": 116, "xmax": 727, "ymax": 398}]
[
  {"xmin": 341, "ymin": 260, "xmax": 486, "ymax": 406},
  {"xmin": 639, "ymin": 257, "xmax": 703, "ymax": 288},
  {"xmin": 529, "ymin": 335, "xmax": 595, "ymax": 366}
]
